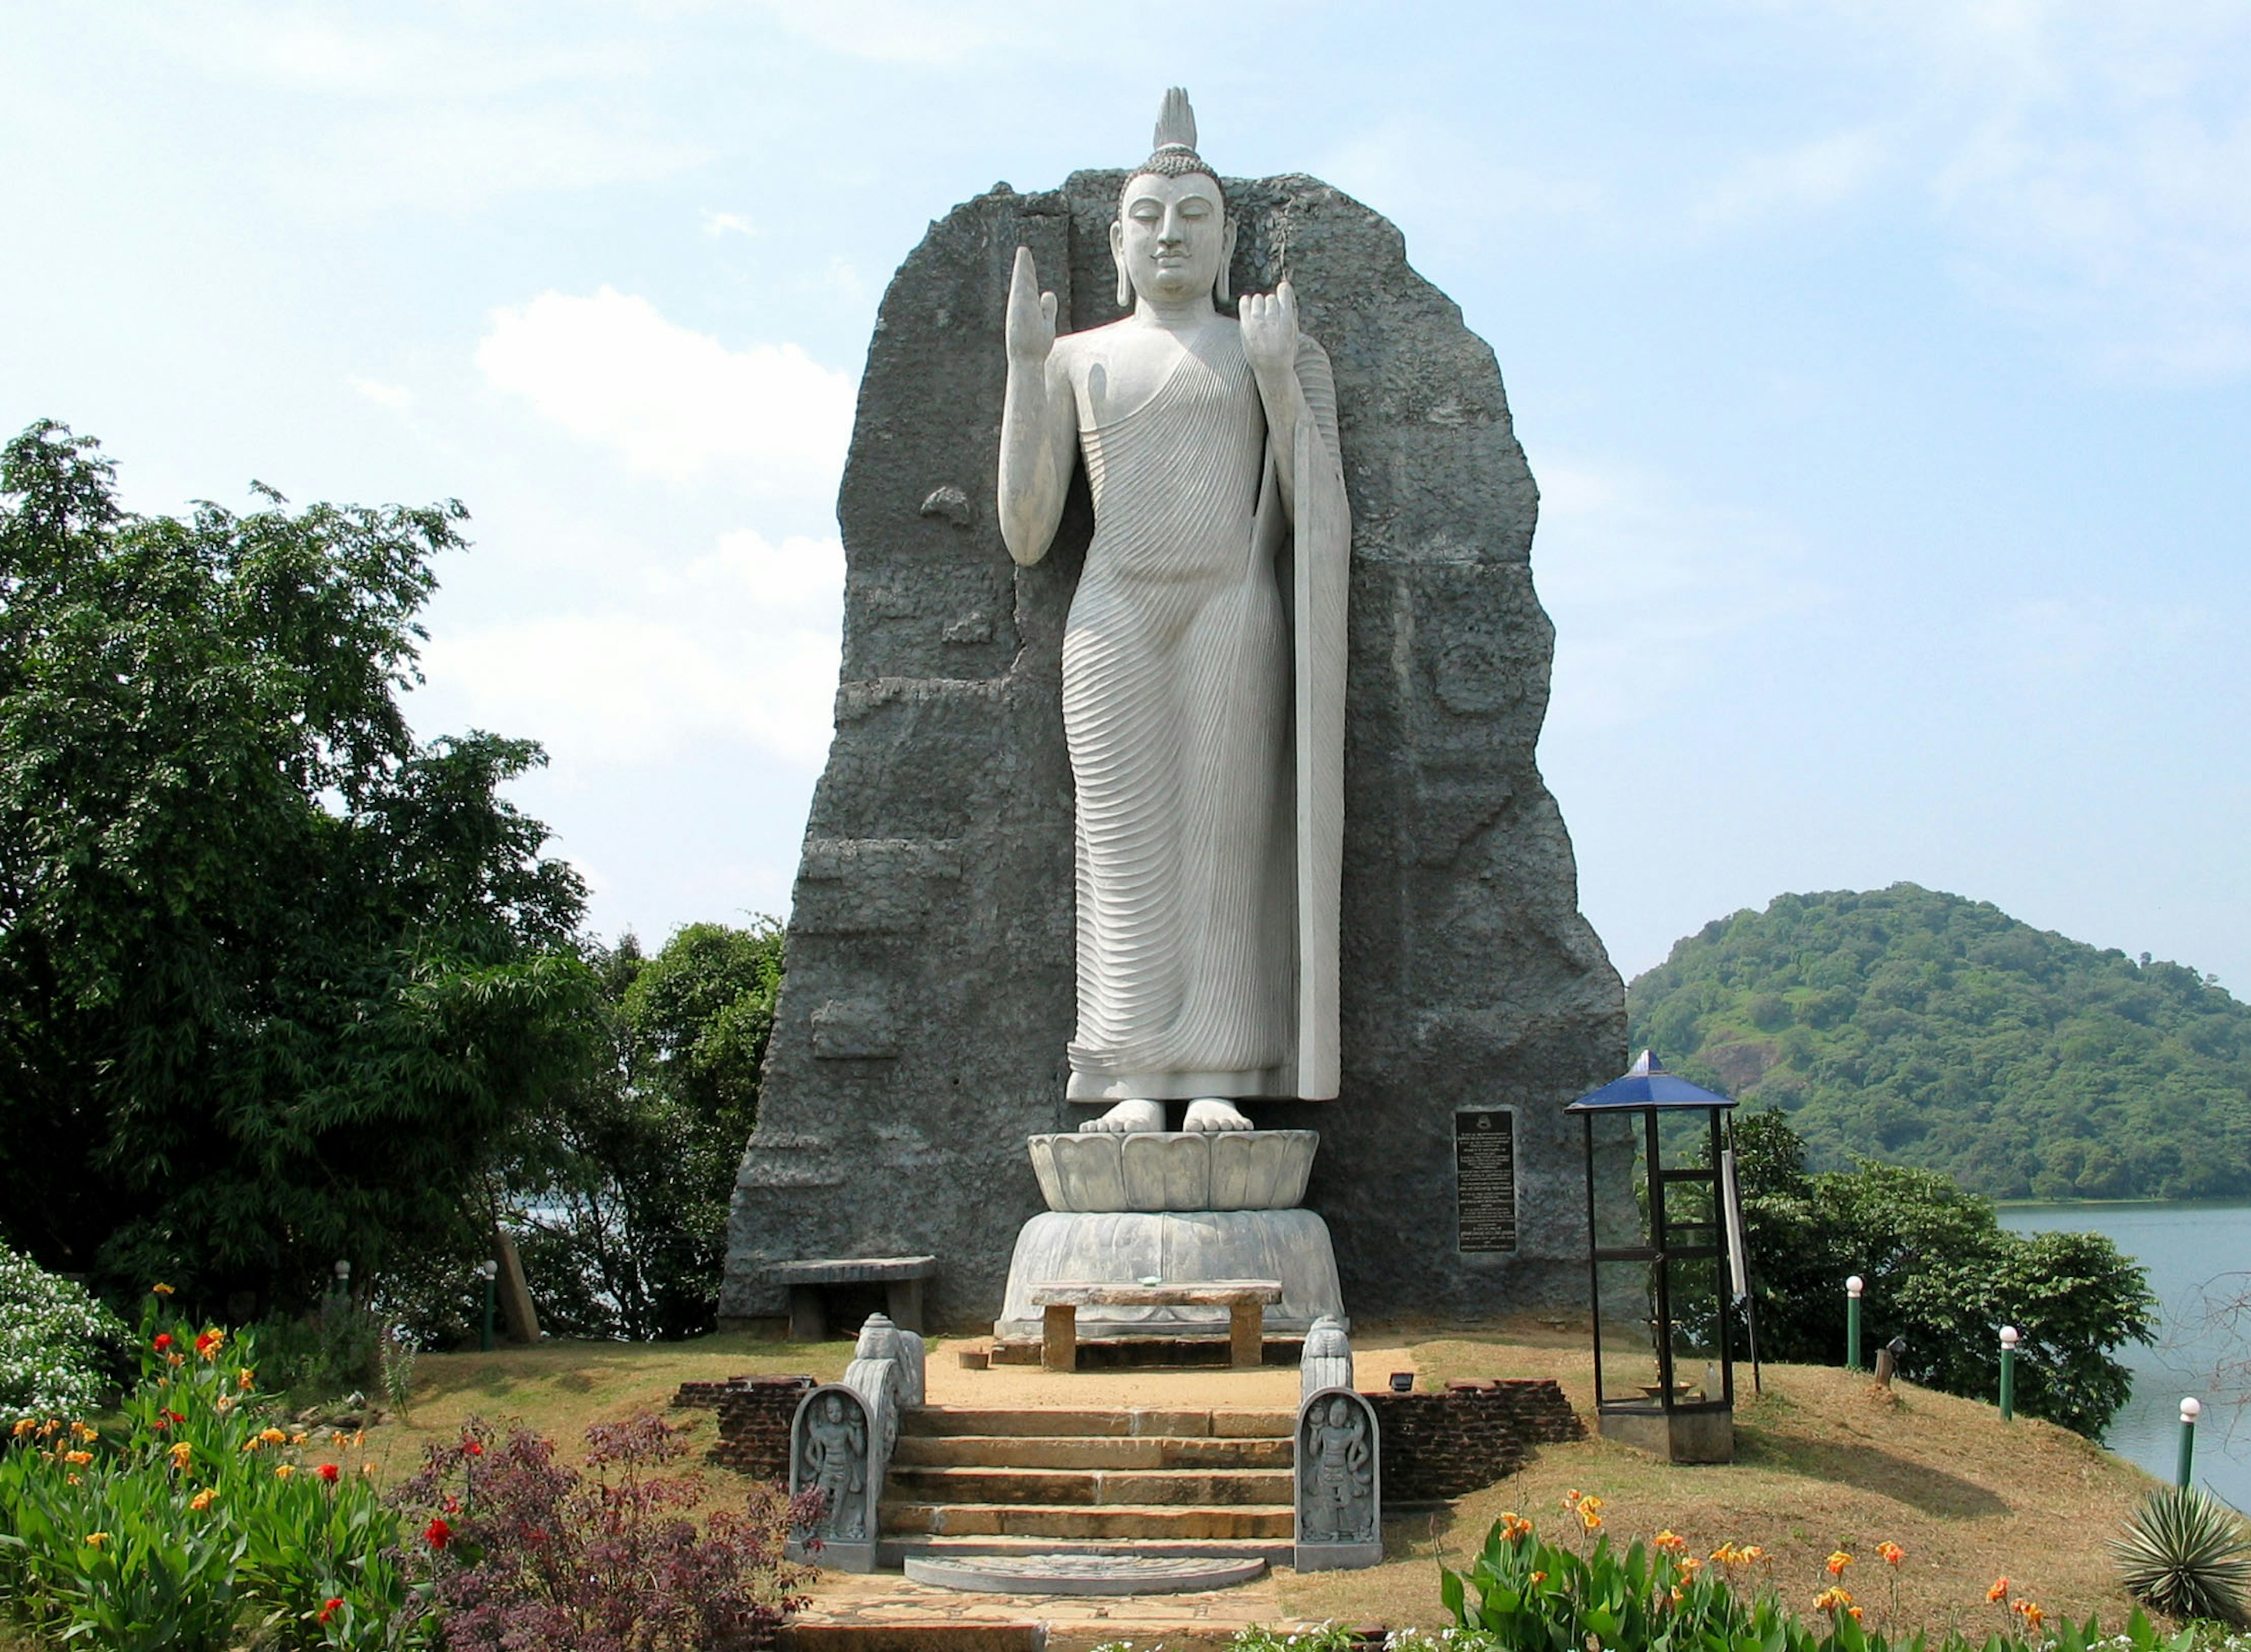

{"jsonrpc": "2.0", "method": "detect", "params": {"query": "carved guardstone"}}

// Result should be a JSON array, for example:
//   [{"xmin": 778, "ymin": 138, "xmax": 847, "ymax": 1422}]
[
  {"xmin": 1296, "ymin": 1386, "xmax": 1382, "ymax": 1571},
  {"xmin": 788, "ymin": 1385, "xmax": 876, "ymax": 1572},
  {"xmin": 722, "ymin": 144, "xmax": 1624, "ymax": 1334}
]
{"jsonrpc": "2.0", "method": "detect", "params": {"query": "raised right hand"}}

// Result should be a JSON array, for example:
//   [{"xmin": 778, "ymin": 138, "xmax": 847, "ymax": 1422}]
[{"xmin": 1007, "ymin": 246, "xmax": 1058, "ymax": 368}]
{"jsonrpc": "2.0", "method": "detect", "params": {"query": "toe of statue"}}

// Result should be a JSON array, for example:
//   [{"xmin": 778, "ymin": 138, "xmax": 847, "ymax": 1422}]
[
  {"xmin": 1079, "ymin": 1098, "xmax": 1166, "ymax": 1134},
  {"xmin": 1183, "ymin": 1098, "xmax": 1254, "ymax": 1132}
]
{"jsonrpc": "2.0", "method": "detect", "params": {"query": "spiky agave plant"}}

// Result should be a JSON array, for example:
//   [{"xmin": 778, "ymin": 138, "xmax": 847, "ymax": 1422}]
[{"xmin": 2111, "ymin": 1486, "xmax": 2251, "ymax": 1624}]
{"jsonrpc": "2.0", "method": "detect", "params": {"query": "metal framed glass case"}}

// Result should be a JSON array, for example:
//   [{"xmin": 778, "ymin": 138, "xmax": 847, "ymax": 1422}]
[{"xmin": 1566, "ymin": 1052, "xmax": 1739, "ymax": 1464}]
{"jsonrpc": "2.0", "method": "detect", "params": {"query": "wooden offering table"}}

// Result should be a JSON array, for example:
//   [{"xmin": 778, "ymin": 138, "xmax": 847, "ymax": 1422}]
[{"xmin": 1026, "ymin": 1279, "xmax": 1284, "ymax": 1372}]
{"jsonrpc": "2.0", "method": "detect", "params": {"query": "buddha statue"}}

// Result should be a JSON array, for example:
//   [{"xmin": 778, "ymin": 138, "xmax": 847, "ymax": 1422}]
[{"xmin": 998, "ymin": 89, "xmax": 1350, "ymax": 1135}]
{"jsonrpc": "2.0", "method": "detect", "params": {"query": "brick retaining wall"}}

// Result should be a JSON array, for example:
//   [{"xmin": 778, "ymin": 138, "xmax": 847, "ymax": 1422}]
[
  {"xmin": 675, "ymin": 1374, "xmax": 814, "ymax": 1480},
  {"xmin": 1367, "ymin": 1378, "xmax": 1584, "ymax": 1502}
]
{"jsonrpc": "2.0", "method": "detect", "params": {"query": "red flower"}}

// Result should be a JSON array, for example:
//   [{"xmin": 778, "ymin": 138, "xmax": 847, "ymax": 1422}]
[
  {"xmin": 319, "ymin": 1597, "xmax": 344, "ymax": 1624},
  {"xmin": 317, "ymin": 1463, "xmax": 339, "ymax": 1483},
  {"xmin": 193, "ymin": 1330, "xmax": 222, "ymax": 1359},
  {"xmin": 424, "ymin": 1517, "xmax": 452, "ymax": 1550},
  {"xmin": 165, "ymin": 1410, "xmax": 185, "ymax": 1425},
  {"xmin": 152, "ymin": 1333, "xmax": 173, "ymax": 1351},
  {"xmin": 462, "ymin": 1439, "xmax": 484, "ymax": 1457}
]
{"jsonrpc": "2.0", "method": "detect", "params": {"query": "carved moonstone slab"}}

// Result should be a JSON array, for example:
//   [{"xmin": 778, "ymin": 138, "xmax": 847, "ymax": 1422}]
[
  {"xmin": 1028, "ymin": 1129, "xmax": 1317, "ymax": 1212},
  {"xmin": 1295, "ymin": 1385, "xmax": 1382, "ymax": 1571}
]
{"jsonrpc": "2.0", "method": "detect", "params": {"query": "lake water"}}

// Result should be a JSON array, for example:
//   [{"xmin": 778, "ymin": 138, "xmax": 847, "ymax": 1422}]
[{"xmin": 1997, "ymin": 1201, "xmax": 2251, "ymax": 1508}]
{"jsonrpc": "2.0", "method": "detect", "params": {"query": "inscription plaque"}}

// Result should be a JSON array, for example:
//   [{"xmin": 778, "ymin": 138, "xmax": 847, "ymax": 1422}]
[{"xmin": 1455, "ymin": 1109, "xmax": 1518, "ymax": 1253}]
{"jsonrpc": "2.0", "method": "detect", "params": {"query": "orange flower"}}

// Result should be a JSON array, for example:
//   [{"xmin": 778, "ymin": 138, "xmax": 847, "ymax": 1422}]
[
  {"xmin": 168, "ymin": 1442, "xmax": 192, "ymax": 1470},
  {"xmin": 1655, "ymin": 1529, "xmax": 1687, "ymax": 1554},
  {"xmin": 1530, "ymin": 1571, "xmax": 1546, "ymax": 1585},
  {"xmin": 259, "ymin": 1427, "xmax": 287, "ymax": 1445},
  {"xmin": 190, "ymin": 1488, "xmax": 216, "ymax": 1511},
  {"xmin": 83, "ymin": 1532, "xmax": 108, "ymax": 1549},
  {"xmin": 9, "ymin": 1419, "xmax": 33, "ymax": 1438},
  {"xmin": 151, "ymin": 1283, "xmax": 174, "ymax": 1296},
  {"xmin": 274, "ymin": 1464, "xmax": 295, "ymax": 1480},
  {"xmin": 1827, "ymin": 1550, "xmax": 1854, "ymax": 1576},
  {"xmin": 62, "ymin": 1450, "xmax": 91, "ymax": 1466},
  {"xmin": 1849, "ymin": 1606, "xmax": 1864, "ymax": 1622},
  {"xmin": 1988, "ymin": 1576, "xmax": 2011, "ymax": 1604},
  {"xmin": 1669, "ymin": 1585, "xmax": 1686, "ymax": 1606},
  {"xmin": 1579, "ymin": 1508, "xmax": 1603, "ymax": 1532},
  {"xmin": 1814, "ymin": 1586, "xmax": 1854, "ymax": 1613},
  {"xmin": 1676, "ymin": 1556, "xmax": 1703, "ymax": 1580},
  {"xmin": 1742, "ymin": 1545, "xmax": 1765, "ymax": 1564},
  {"xmin": 237, "ymin": 1368, "xmax": 255, "ymax": 1391},
  {"xmin": 1498, "ymin": 1512, "xmax": 1535, "ymax": 1543},
  {"xmin": 1878, "ymin": 1541, "xmax": 1905, "ymax": 1566},
  {"xmin": 1562, "ymin": 1489, "xmax": 1584, "ymax": 1508},
  {"xmin": 2014, "ymin": 1599, "xmax": 2045, "ymax": 1631},
  {"xmin": 193, "ymin": 1329, "xmax": 223, "ymax": 1361}
]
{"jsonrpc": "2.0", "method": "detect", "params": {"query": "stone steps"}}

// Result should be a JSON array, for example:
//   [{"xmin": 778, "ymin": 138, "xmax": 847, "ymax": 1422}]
[
  {"xmin": 900, "ymin": 1405, "xmax": 1293, "ymax": 1440},
  {"xmin": 892, "ymin": 1433, "xmax": 1291, "ymax": 1469},
  {"xmin": 887, "ymin": 1464, "xmax": 1293, "ymax": 1506},
  {"xmin": 876, "ymin": 1533, "xmax": 1293, "ymax": 1566},
  {"xmin": 880, "ymin": 1500, "xmax": 1296, "ymax": 1541}
]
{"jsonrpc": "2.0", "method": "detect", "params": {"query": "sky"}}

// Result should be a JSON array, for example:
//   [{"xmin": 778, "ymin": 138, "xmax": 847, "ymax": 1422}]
[{"xmin": 3, "ymin": 1, "xmax": 2246, "ymax": 994}]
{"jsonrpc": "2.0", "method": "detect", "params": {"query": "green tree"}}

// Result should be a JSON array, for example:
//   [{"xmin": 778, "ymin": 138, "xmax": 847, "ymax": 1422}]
[
  {"xmin": 1630, "ymin": 885, "xmax": 2251, "ymax": 1199},
  {"xmin": 0, "ymin": 422, "xmax": 595, "ymax": 1317},
  {"xmin": 1730, "ymin": 1107, "xmax": 2154, "ymax": 1435},
  {"xmin": 506, "ymin": 920, "xmax": 783, "ymax": 1340}
]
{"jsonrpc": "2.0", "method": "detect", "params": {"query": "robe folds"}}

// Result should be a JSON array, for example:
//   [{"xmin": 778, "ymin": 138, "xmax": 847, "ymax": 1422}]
[{"xmin": 1062, "ymin": 324, "xmax": 1349, "ymax": 1102}]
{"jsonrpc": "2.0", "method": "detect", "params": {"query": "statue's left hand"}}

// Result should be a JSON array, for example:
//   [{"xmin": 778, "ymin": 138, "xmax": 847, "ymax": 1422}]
[{"xmin": 1240, "ymin": 278, "xmax": 1300, "ymax": 379}]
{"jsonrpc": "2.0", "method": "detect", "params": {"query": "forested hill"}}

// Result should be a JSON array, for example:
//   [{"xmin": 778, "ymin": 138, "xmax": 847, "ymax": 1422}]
[{"xmin": 1626, "ymin": 885, "xmax": 2251, "ymax": 1201}]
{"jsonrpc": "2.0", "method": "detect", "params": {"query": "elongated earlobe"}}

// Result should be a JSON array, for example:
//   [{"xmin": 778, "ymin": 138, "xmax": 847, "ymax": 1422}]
[
  {"xmin": 1116, "ymin": 256, "xmax": 1133, "ymax": 309},
  {"xmin": 1215, "ymin": 218, "xmax": 1239, "ymax": 305}
]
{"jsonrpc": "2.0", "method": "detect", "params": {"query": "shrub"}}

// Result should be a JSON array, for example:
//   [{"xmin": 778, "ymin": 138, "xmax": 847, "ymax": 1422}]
[
  {"xmin": 0, "ymin": 1295, "xmax": 424, "ymax": 1651},
  {"xmin": 2113, "ymin": 1487, "xmax": 2251, "ymax": 1625},
  {"xmin": 1443, "ymin": 1504, "xmax": 2198, "ymax": 1652},
  {"xmin": 397, "ymin": 1412, "xmax": 819, "ymax": 1651},
  {"xmin": 249, "ymin": 1296, "xmax": 386, "ymax": 1403},
  {"xmin": 0, "ymin": 1244, "xmax": 128, "ymax": 1422}
]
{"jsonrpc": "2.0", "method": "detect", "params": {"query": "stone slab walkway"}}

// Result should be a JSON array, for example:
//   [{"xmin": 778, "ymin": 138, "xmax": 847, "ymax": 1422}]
[{"xmin": 788, "ymin": 1563, "xmax": 1317, "ymax": 1651}]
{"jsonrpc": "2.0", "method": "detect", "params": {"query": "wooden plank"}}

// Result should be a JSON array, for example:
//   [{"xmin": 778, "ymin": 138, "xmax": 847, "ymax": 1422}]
[{"xmin": 1041, "ymin": 1304, "xmax": 1078, "ymax": 1372}]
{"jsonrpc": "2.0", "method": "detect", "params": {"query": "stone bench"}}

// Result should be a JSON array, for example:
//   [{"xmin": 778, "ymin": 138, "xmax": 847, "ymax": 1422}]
[
  {"xmin": 766, "ymin": 1256, "xmax": 936, "ymax": 1340},
  {"xmin": 1027, "ymin": 1279, "xmax": 1284, "ymax": 1372}
]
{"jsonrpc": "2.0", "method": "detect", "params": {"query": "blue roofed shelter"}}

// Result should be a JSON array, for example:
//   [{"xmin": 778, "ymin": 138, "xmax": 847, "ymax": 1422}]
[{"xmin": 1566, "ymin": 1051, "xmax": 1742, "ymax": 1464}]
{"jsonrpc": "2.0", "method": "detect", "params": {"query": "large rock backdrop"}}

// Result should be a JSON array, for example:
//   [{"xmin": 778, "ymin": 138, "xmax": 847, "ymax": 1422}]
[{"xmin": 720, "ymin": 172, "xmax": 1625, "ymax": 1332}]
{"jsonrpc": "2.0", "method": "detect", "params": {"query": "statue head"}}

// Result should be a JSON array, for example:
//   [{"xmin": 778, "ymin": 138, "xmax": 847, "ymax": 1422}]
[
  {"xmin": 1112, "ymin": 87, "xmax": 1237, "ymax": 310},
  {"xmin": 1327, "ymin": 1395, "xmax": 1351, "ymax": 1426}
]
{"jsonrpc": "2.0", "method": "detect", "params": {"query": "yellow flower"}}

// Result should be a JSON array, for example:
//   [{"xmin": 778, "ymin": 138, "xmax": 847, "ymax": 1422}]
[
  {"xmin": 1877, "ymin": 1541, "xmax": 1905, "ymax": 1566},
  {"xmin": 70, "ymin": 1422, "xmax": 97, "ymax": 1442},
  {"xmin": 1742, "ymin": 1545, "xmax": 1764, "ymax": 1564},
  {"xmin": 1655, "ymin": 1529, "xmax": 1686, "ymax": 1554},
  {"xmin": 2014, "ymin": 1599, "xmax": 2045, "ymax": 1630},
  {"xmin": 288, "ymin": 1432, "xmax": 307, "ymax": 1446},
  {"xmin": 169, "ymin": 1442, "xmax": 193, "ymax": 1470},
  {"xmin": 62, "ymin": 1450, "xmax": 92, "ymax": 1466},
  {"xmin": 83, "ymin": 1532, "xmax": 108, "ymax": 1549},
  {"xmin": 1827, "ymin": 1551, "xmax": 1853, "ymax": 1577},
  {"xmin": 9, "ymin": 1419, "xmax": 33, "ymax": 1438},
  {"xmin": 1580, "ymin": 1495, "xmax": 1605, "ymax": 1513},
  {"xmin": 1676, "ymin": 1556, "xmax": 1703, "ymax": 1580},
  {"xmin": 152, "ymin": 1283, "xmax": 174, "ymax": 1296},
  {"xmin": 1988, "ymin": 1576, "xmax": 2011, "ymax": 1604},
  {"xmin": 1579, "ymin": 1509, "xmax": 1603, "ymax": 1532},
  {"xmin": 215, "ymin": 1396, "xmax": 234, "ymax": 1413},
  {"xmin": 1669, "ymin": 1586, "xmax": 1685, "ymax": 1606},
  {"xmin": 361, "ymin": 1462, "xmax": 378, "ymax": 1477},
  {"xmin": 259, "ymin": 1427, "xmax": 287, "ymax": 1445},
  {"xmin": 1529, "ymin": 1571, "xmax": 1546, "ymax": 1585},
  {"xmin": 238, "ymin": 1368, "xmax": 255, "ymax": 1391},
  {"xmin": 190, "ymin": 1488, "xmax": 216, "ymax": 1511},
  {"xmin": 274, "ymin": 1464, "xmax": 295, "ymax": 1480},
  {"xmin": 1814, "ymin": 1586, "xmax": 1854, "ymax": 1613}
]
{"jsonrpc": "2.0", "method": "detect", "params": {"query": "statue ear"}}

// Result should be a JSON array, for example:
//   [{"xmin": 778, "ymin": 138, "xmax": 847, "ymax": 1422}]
[
  {"xmin": 1110, "ymin": 219, "xmax": 1132, "ymax": 310},
  {"xmin": 1215, "ymin": 217, "xmax": 1239, "ymax": 305}
]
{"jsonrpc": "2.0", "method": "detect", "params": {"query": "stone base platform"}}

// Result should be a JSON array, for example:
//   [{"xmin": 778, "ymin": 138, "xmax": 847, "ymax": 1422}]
[
  {"xmin": 783, "ymin": 1565, "xmax": 1311, "ymax": 1651},
  {"xmin": 995, "ymin": 1209, "xmax": 1344, "ymax": 1344}
]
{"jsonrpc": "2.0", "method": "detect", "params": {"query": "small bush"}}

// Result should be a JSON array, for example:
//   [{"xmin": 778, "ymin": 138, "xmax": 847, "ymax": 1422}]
[
  {"xmin": 247, "ymin": 1296, "xmax": 385, "ymax": 1402},
  {"xmin": 397, "ymin": 1412, "xmax": 820, "ymax": 1651},
  {"xmin": 0, "ymin": 1245, "xmax": 128, "ymax": 1422},
  {"xmin": 2113, "ymin": 1487, "xmax": 2251, "ymax": 1625}
]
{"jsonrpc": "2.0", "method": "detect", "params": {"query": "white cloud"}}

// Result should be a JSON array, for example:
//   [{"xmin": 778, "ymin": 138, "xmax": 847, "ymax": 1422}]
[
  {"xmin": 702, "ymin": 210, "xmax": 759, "ymax": 237},
  {"xmin": 348, "ymin": 376, "xmax": 413, "ymax": 412},
  {"xmin": 475, "ymin": 287, "xmax": 858, "ymax": 489},
  {"xmin": 1536, "ymin": 461, "xmax": 1832, "ymax": 733},
  {"xmin": 420, "ymin": 528, "xmax": 845, "ymax": 770}
]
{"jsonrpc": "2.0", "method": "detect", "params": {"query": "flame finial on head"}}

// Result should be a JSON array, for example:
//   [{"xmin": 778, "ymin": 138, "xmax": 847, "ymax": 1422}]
[{"xmin": 1153, "ymin": 86, "xmax": 1197, "ymax": 153}]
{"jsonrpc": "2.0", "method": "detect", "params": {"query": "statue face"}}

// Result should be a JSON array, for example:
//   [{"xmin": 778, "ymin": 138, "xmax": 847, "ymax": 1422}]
[{"xmin": 1113, "ymin": 171, "xmax": 1233, "ymax": 307}]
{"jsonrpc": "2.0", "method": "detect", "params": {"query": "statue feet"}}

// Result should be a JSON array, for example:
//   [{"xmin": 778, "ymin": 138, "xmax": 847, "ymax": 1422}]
[
  {"xmin": 1079, "ymin": 1098, "xmax": 1165, "ymax": 1134},
  {"xmin": 1184, "ymin": 1098, "xmax": 1253, "ymax": 1131}
]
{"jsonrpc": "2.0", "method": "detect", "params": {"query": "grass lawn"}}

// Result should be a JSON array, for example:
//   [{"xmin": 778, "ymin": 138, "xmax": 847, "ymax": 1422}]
[{"xmin": 342, "ymin": 1323, "xmax": 2157, "ymax": 1638}]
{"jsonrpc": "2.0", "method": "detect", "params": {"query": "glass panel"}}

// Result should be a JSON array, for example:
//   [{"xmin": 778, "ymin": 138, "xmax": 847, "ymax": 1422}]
[
  {"xmin": 1588, "ymin": 1114, "xmax": 1647, "ymax": 1251},
  {"xmin": 1664, "ymin": 1250, "xmax": 1729, "ymax": 1403},
  {"xmin": 1595, "ymin": 1257, "xmax": 1662, "ymax": 1405},
  {"xmin": 1662, "ymin": 1174, "xmax": 1717, "ymax": 1238}
]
